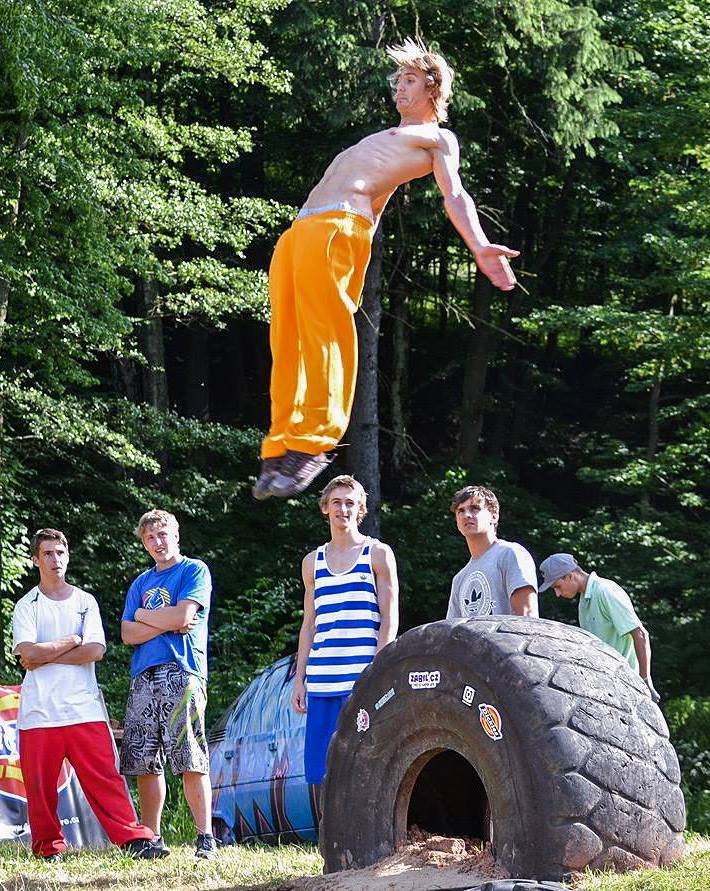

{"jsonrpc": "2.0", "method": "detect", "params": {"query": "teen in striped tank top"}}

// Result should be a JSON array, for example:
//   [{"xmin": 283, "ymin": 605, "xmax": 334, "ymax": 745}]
[
  {"xmin": 292, "ymin": 475, "xmax": 399, "ymax": 787},
  {"xmin": 306, "ymin": 539, "xmax": 380, "ymax": 695}
]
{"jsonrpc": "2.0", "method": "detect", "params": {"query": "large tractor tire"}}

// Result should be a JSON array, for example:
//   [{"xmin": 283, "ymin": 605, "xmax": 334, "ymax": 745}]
[{"xmin": 319, "ymin": 617, "xmax": 685, "ymax": 881}]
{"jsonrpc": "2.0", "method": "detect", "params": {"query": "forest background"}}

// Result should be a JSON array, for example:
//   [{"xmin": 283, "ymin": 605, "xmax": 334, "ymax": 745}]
[{"xmin": 1, "ymin": 0, "xmax": 708, "ymax": 833}]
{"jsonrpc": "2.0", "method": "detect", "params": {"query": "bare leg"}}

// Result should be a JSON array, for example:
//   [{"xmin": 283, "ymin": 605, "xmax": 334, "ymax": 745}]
[
  {"xmin": 137, "ymin": 774, "xmax": 166, "ymax": 835},
  {"xmin": 182, "ymin": 771, "xmax": 212, "ymax": 834}
]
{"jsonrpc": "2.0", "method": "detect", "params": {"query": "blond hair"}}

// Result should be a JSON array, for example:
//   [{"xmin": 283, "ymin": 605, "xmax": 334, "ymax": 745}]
[
  {"xmin": 387, "ymin": 37, "xmax": 454, "ymax": 123},
  {"xmin": 319, "ymin": 475, "xmax": 368, "ymax": 524},
  {"xmin": 135, "ymin": 509, "xmax": 179, "ymax": 540}
]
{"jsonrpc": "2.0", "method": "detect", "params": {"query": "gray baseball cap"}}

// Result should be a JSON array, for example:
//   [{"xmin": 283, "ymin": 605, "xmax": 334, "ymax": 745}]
[{"xmin": 539, "ymin": 553, "xmax": 579, "ymax": 592}]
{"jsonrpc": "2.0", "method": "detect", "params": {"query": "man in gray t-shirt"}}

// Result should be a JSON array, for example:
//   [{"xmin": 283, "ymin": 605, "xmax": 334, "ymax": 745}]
[{"xmin": 446, "ymin": 486, "xmax": 538, "ymax": 618}]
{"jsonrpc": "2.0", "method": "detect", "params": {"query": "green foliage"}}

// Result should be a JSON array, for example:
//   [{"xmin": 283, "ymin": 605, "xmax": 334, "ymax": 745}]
[
  {"xmin": 0, "ymin": 0, "xmax": 290, "ymax": 668},
  {"xmin": 0, "ymin": 0, "xmax": 707, "ymax": 850},
  {"xmin": 665, "ymin": 697, "xmax": 710, "ymax": 833}
]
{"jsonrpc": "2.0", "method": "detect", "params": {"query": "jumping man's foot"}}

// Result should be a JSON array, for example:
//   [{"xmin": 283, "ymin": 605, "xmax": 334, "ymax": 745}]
[
  {"xmin": 252, "ymin": 456, "xmax": 284, "ymax": 500},
  {"xmin": 268, "ymin": 450, "xmax": 332, "ymax": 498}
]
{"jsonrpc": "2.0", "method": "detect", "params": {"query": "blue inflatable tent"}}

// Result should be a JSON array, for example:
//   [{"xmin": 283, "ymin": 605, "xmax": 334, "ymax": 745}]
[{"xmin": 209, "ymin": 655, "xmax": 319, "ymax": 844}]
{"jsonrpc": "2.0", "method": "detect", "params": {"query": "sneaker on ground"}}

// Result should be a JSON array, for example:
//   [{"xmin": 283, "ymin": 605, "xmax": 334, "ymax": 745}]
[
  {"xmin": 122, "ymin": 837, "xmax": 165, "ymax": 860},
  {"xmin": 151, "ymin": 835, "xmax": 171, "ymax": 857},
  {"xmin": 252, "ymin": 456, "xmax": 284, "ymax": 500},
  {"xmin": 267, "ymin": 450, "xmax": 331, "ymax": 498},
  {"xmin": 195, "ymin": 832, "xmax": 218, "ymax": 859},
  {"xmin": 39, "ymin": 852, "xmax": 63, "ymax": 863}
]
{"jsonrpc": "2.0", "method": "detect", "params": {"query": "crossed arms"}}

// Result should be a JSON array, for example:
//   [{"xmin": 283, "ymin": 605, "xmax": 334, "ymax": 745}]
[
  {"xmin": 17, "ymin": 600, "xmax": 200, "ymax": 668},
  {"xmin": 15, "ymin": 637, "xmax": 105, "ymax": 671},
  {"xmin": 121, "ymin": 600, "xmax": 199, "ymax": 645}
]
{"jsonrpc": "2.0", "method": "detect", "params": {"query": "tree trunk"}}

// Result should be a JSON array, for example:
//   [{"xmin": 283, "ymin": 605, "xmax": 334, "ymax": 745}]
[
  {"xmin": 138, "ymin": 278, "xmax": 169, "ymax": 411},
  {"xmin": 389, "ymin": 265, "xmax": 410, "ymax": 481},
  {"xmin": 459, "ymin": 271, "xmax": 494, "ymax": 466},
  {"xmin": 438, "ymin": 229, "xmax": 449, "ymax": 333},
  {"xmin": 184, "ymin": 325, "xmax": 210, "ymax": 420},
  {"xmin": 457, "ymin": 71, "xmax": 509, "ymax": 469},
  {"xmin": 346, "ymin": 224, "xmax": 383, "ymax": 537},
  {"xmin": 112, "ymin": 356, "xmax": 140, "ymax": 402},
  {"xmin": 641, "ymin": 295, "xmax": 677, "ymax": 513}
]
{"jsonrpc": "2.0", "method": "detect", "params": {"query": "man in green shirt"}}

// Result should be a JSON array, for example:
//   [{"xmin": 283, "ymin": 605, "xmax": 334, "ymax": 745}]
[{"xmin": 539, "ymin": 553, "xmax": 660, "ymax": 702}]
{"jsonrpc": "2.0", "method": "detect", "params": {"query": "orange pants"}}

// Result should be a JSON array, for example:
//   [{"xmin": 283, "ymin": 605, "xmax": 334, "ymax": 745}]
[{"xmin": 261, "ymin": 210, "xmax": 374, "ymax": 459}]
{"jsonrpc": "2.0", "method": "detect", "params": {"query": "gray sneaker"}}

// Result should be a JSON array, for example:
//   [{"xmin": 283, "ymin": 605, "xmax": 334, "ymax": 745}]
[
  {"xmin": 268, "ymin": 450, "xmax": 332, "ymax": 498},
  {"xmin": 195, "ymin": 832, "xmax": 218, "ymax": 859},
  {"xmin": 252, "ymin": 456, "xmax": 284, "ymax": 500},
  {"xmin": 151, "ymin": 835, "xmax": 171, "ymax": 857},
  {"xmin": 122, "ymin": 838, "xmax": 165, "ymax": 860}
]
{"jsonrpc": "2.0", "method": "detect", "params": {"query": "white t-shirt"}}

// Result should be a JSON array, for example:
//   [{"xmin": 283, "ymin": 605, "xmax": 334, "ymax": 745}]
[{"xmin": 12, "ymin": 586, "xmax": 107, "ymax": 730}]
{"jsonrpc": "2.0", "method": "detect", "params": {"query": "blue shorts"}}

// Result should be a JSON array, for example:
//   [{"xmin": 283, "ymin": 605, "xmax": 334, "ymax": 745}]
[{"xmin": 304, "ymin": 694, "xmax": 349, "ymax": 784}]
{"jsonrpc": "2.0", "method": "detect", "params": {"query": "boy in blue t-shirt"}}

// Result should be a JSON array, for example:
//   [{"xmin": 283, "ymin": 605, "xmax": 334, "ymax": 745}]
[{"xmin": 120, "ymin": 510, "xmax": 216, "ymax": 859}]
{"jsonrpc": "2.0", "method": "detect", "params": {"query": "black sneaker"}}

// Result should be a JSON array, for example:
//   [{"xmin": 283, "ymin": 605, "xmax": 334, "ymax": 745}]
[
  {"xmin": 40, "ymin": 852, "xmax": 63, "ymax": 863},
  {"xmin": 268, "ymin": 450, "xmax": 332, "ymax": 498},
  {"xmin": 151, "ymin": 835, "xmax": 171, "ymax": 858},
  {"xmin": 122, "ymin": 838, "xmax": 164, "ymax": 860},
  {"xmin": 252, "ymin": 456, "xmax": 284, "ymax": 500},
  {"xmin": 195, "ymin": 832, "xmax": 217, "ymax": 859}
]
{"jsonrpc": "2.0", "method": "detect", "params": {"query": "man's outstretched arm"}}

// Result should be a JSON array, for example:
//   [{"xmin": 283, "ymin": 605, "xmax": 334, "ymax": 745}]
[{"xmin": 432, "ymin": 130, "xmax": 519, "ymax": 291}]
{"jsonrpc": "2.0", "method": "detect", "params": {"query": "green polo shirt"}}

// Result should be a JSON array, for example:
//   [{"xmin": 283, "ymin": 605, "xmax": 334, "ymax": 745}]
[{"xmin": 578, "ymin": 572, "xmax": 641, "ymax": 671}]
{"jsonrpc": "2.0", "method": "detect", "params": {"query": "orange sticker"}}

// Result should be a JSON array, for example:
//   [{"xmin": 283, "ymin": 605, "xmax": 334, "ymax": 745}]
[{"xmin": 478, "ymin": 703, "xmax": 503, "ymax": 741}]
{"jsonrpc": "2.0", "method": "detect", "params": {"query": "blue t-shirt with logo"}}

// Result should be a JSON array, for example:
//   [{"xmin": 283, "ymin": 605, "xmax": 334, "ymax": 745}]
[{"xmin": 122, "ymin": 556, "xmax": 211, "ymax": 680}]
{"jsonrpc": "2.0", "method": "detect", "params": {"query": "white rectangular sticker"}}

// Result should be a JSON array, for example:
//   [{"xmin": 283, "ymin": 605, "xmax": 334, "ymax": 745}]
[
  {"xmin": 408, "ymin": 670, "xmax": 441, "ymax": 690},
  {"xmin": 374, "ymin": 688, "xmax": 395, "ymax": 711}
]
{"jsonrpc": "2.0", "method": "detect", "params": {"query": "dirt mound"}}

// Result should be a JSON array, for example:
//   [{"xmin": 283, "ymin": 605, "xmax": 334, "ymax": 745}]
[{"xmin": 275, "ymin": 829, "xmax": 508, "ymax": 891}]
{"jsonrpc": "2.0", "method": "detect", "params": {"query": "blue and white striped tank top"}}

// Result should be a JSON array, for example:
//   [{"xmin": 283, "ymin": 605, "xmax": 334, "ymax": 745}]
[{"xmin": 305, "ymin": 538, "xmax": 380, "ymax": 696}]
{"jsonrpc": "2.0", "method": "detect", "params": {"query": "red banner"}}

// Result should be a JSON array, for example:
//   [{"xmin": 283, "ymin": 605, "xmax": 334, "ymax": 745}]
[{"xmin": 0, "ymin": 685, "xmax": 108, "ymax": 848}]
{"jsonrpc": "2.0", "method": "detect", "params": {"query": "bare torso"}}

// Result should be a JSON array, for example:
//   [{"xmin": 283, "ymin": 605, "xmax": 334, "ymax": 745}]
[{"xmin": 302, "ymin": 123, "xmax": 443, "ymax": 223}]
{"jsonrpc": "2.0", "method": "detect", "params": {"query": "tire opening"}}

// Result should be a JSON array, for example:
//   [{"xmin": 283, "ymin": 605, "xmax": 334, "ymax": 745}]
[{"xmin": 395, "ymin": 748, "xmax": 491, "ymax": 844}]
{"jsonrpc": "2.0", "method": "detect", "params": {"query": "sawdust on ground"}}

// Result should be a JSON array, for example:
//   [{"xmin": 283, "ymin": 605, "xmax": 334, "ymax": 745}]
[{"xmin": 273, "ymin": 828, "xmax": 509, "ymax": 891}]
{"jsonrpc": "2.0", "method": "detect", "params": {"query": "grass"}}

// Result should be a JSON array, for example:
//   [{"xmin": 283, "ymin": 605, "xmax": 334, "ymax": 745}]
[
  {"xmin": 0, "ymin": 835, "xmax": 707, "ymax": 891},
  {"xmin": 0, "ymin": 841, "xmax": 323, "ymax": 890},
  {"xmin": 574, "ymin": 835, "xmax": 710, "ymax": 891}
]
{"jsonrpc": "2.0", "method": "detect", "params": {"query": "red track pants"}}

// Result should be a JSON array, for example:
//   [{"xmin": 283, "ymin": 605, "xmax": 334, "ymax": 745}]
[{"xmin": 19, "ymin": 721, "xmax": 152, "ymax": 856}]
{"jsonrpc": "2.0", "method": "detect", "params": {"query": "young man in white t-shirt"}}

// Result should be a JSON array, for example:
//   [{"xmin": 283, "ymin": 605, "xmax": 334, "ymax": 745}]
[
  {"xmin": 12, "ymin": 528, "xmax": 160, "ymax": 861},
  {"xmin": 446, "ymin": 485, "xmax": 539, "ymax": 619}
]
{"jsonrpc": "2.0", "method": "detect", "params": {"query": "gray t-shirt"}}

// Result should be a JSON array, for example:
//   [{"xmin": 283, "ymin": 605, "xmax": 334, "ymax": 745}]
[{"xmin": 446, "ymin": 540, "xmax": 538, "ymax": 618}]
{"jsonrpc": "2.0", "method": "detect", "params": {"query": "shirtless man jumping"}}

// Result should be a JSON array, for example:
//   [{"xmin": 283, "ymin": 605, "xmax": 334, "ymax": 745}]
[{"xmin": 253, "ymin": 38, "xmax": 519, "ymax": 500}]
